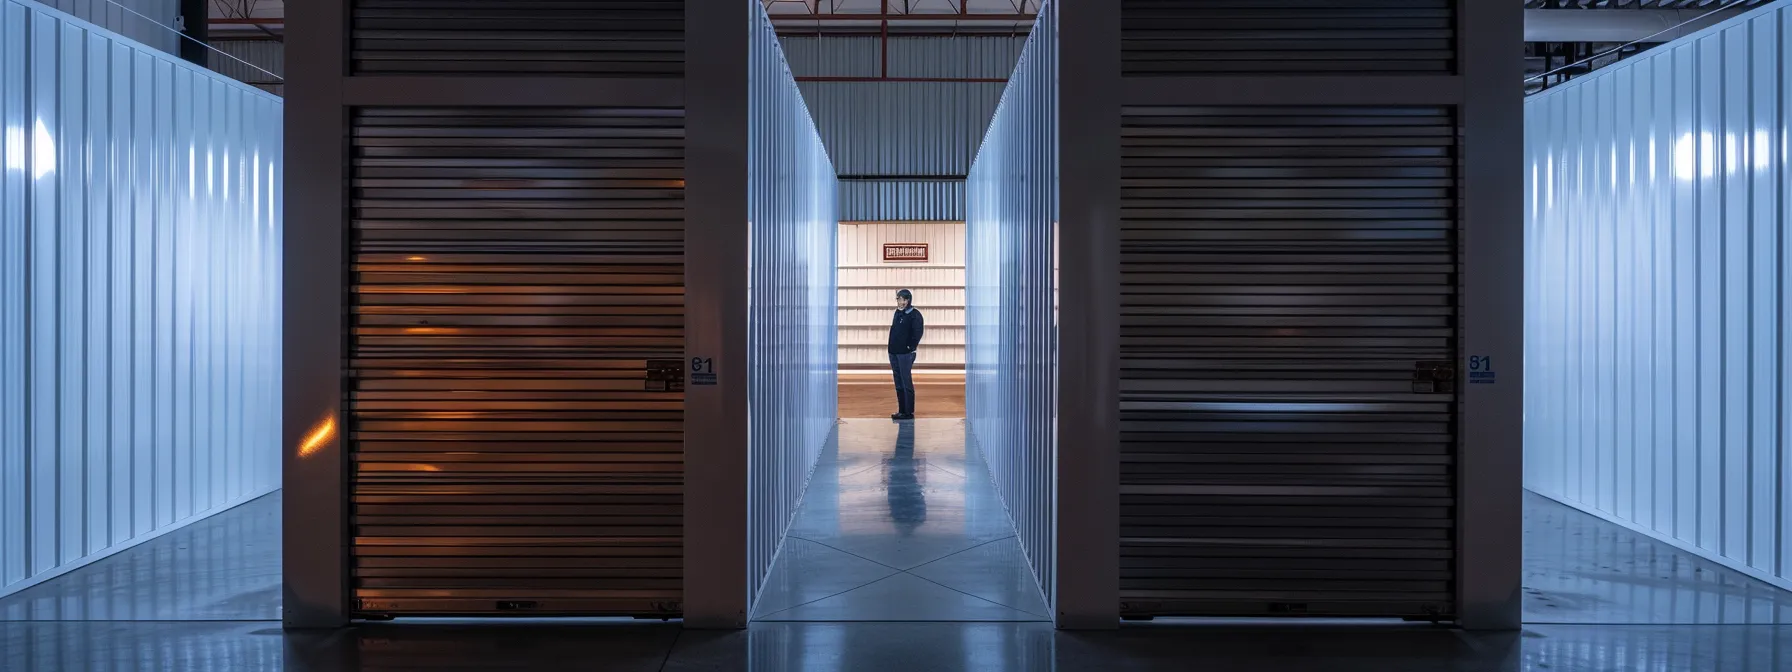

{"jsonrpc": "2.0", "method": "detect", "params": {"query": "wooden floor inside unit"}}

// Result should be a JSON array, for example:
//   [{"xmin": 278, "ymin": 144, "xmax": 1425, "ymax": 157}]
[{"xmin": 838, "ymin": 373, "xmax": 965, "ymax": 418}]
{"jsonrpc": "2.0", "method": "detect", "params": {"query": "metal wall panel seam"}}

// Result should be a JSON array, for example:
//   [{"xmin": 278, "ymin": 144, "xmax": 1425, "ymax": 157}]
[{"xmin": 1524, "ymin": 0, "xmax": 1792, "ymax": 594}]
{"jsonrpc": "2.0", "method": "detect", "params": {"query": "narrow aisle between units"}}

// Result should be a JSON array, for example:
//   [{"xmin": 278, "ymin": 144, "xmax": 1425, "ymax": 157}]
[{"xmin": 753, "ymin": 418, "xmax": 1050, "ymax": 622}]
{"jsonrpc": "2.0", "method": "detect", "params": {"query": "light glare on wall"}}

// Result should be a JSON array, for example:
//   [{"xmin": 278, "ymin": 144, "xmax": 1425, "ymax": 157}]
[
  {"xmin": 3, "ymin": 124, "xmax": 21, "ymax": 171},
  {"xmin": 32, "ymin": 119, "xmax": 54, "ymax": 179},
  {"xmin": 1674, "ymin": 133, "xmax": 1696, "ymax": 181}
]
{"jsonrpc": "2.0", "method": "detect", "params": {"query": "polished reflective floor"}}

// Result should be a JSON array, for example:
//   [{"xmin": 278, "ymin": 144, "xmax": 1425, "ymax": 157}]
[
  {"xmin": 7, "ymin": 461, "xmax": 1792, "ymax": 669},
  {"xmin": 754, "ymin": 418, "xmax": 1049, "ymax": 621},
  {"xmin": 4, "ymin": 618, "xmax": 1791, "ymax": 671},
  {"xmin": 0, "ymin": 491, "xmax": 281, "ymax": 622},
  {"xmin": 1522, "ymin": 491, "xmax": 1792, "ymax": 624}
]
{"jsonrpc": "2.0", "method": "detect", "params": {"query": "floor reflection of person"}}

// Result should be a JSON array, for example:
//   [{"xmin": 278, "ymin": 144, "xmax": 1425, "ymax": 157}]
[{"xmin": 886, "ymin": 419, "xmax": 925, "ymax": 536}]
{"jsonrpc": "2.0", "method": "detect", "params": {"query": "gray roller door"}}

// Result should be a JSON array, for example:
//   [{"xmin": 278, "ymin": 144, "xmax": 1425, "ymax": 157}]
[
  {"xmin": 348, "ymin": 107, "xmax": 686, "ymax": 617},
  {"xmin": 1120, "ymin": 0, "xmax": 1455, "ymax": 76},
  {"xmin": 1118, "ymin": 106, "xmax": 1459, "ymax": 619},
  {"xmin": 350, "ymin": 0, "xmax": 685, "ymax": 76}
]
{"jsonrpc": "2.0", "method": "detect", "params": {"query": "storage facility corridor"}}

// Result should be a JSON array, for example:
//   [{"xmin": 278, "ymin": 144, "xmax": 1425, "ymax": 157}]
[
  {"xmin": 12, "ymin": 0, "xmax": 1792, "ymax": 670},
  {"xmin": 753, "ymin": 419, "xmax": 1048, "ymax": 621}
]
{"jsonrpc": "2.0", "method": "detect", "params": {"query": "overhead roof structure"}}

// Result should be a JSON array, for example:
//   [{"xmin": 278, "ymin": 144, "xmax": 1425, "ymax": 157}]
[
  {"xmin": 764, "ymin": 0, "xmax": 1040, "ymax": 35},
  {"xmin": 205, "ymin": 1, "xmax": 1765, "ymax": 41}
]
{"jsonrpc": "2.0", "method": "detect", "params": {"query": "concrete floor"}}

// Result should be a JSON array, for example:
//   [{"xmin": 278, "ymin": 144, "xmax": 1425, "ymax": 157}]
[
  {"xmin": 5, "ymin": 451, "xmax": 1792, "ymax": 669},
  {"xmin": 1522, "ymin": 491, "xmax": 1792, "ymax": 625},
  {"xmin": 752, "ymin": 418, "xmax": 1048, "ymax": 621}
]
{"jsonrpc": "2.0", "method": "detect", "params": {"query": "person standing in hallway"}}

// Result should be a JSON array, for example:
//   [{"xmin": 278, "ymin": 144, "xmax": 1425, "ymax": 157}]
[{"xmin": 888, "ymin": 289, "xmax": 925, "ymax": 420}]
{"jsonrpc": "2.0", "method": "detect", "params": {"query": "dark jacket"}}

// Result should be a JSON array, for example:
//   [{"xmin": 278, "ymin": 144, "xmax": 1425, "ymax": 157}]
[{"xmin": 888, "ymin": 307, "xmax": 925, "ymax": 355}]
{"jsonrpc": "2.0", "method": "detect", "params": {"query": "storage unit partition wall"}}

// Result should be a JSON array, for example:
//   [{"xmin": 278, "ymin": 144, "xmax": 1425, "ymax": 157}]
[
  {"xmin": 966, "ymin": 0, "xmax": 1062, "ymax": 618},
  {"xmin": 745, "ymin": 2, "xmax": 838, "ymax": 614},
  {"xmin": 1525, "ymin": 2, "xmax": 1792, "ymax": 593},
  {"xmin": 285, "ymin": 0, "xmax": 835, "ymax": 628},
  {"xmin": 1, "ymin": 0, "xmax": 283, "ymax": 600}
]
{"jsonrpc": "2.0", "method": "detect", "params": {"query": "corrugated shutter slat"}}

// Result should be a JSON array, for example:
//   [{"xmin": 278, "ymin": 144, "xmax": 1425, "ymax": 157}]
[
  {"xmin": 350, "ymin": 0, "xmax": 685, "ymax": 76},
  {"xmin": 349, "ymin": 107, "xmax": 686, "ymax": 617},
  {"xmin": 1118, "ymin": 106, "xmax": 1459, "ymax": 620},
  {"xmin": 1121, "ymin": 0, "xmax": 1456, "ymax": 76}
]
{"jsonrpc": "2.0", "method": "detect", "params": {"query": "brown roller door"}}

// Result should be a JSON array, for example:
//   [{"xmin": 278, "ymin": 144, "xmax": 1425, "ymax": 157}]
[
  {"xmin": 348, "ymin": 107, "xmax": 685, "ymax": 617},
  {"xmin": 1118, "ymin": 106, "xmax": 1459, "ymax": 619}
]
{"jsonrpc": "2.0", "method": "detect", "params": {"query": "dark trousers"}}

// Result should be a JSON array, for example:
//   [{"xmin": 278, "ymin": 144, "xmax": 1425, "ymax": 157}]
[{"xmin": 890, "ymin": 352, "xmax": 917, "ymax": 415}]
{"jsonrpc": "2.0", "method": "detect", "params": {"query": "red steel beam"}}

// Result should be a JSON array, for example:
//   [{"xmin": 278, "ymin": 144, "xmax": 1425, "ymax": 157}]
[
  {"xmin": 795, "ymin": 76, "xmax": 1006, "ymax": 82},
  {"xmin": 769, "ymin": 13, "xmax": 1034, "ymax": 20}
]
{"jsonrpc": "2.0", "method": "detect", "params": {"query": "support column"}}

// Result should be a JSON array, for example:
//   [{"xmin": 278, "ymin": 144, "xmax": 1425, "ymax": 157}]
[
  {"xmin": 282, "ymin": 0, "xmax": 349, "ymax": 629},
  {"xmin": 682, "ymin": 0, "xmax": 752, "ymax": 629},
  {"xmin": 1457, "ymin": 0, "xmax": 1526, "ymax": 631},
  {"xmin": 1055, "ymin": 0, "xmax": 1122, "ymax": 630}
]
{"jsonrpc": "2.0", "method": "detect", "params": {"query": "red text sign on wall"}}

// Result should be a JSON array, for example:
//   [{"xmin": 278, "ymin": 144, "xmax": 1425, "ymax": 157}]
[{"xmin": 882, "ymin": 243, "xmax": 929, "ymax": 262}]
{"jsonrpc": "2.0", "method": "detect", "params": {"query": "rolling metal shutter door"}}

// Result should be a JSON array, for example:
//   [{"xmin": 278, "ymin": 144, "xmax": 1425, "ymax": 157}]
[
  {"xmin": 1120, "ymin": 0, "xmax": 1455, "ymax": 75},
  {"xmin": 348, "ymin": 107, "xmax": 686, "ymax": 617},
  {"xmin": 1118, "ymin": 106, "xmax": 1459, "ymax": 619},
  {"xmin": 350, "ymin": 0, "xmax": 685, "ymax": 76}
]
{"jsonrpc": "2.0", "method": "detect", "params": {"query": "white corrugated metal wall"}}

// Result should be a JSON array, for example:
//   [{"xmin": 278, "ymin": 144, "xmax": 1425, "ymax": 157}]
[
  {"xmin": 782, "ymin": 35, "xmax": 1022, "ymax": 221},
  {"xmin": 0, "ymin": 0, "xmax": 284, "ymax": 598},
  {"xmin": 1525, "ymin": 2, "xmax": 1792, "ymax": 591},
  {"xmin": 746, "ymin": 1, "xmax": 839, "ymax": 611},
  {"xmin": 965, "ymin": 0, "xmax": 1056, "ymax": 612},
  {"xmin": 35, "ymin": 0, "xmax": 176, "ymax": 55},
  {"xmin": 838, "ymin": 221, "xmax": 964, "ymax": 369}
]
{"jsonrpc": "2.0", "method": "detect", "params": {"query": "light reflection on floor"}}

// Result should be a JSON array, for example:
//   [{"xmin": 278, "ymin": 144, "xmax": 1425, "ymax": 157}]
[{"xmin": 3, "ymin": 467, "xmax": 1792, "ymax": 669}]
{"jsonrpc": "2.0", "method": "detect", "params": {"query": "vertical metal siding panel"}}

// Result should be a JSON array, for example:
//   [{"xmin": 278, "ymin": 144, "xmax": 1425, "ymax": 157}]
[
  {"xmin": 1614, "ymin": 66, "xmax": 1634, "ymax": 524},
  {"xmin": 837, "ymin": 180, "xmax": 964, "ymax": 221},
  {"xmin": 83, "ymin": 30, "xmax": 106, "ymax": 553},
  {"xmin": 1672, "ymin": 43, "xmax": 1698, "ymax": 545},
  {"xmin": 746, "ymin": 0, "xmax": 836, "ymax": 612},
  {"xmin": 1747, "ymin": 13, "xmax": 1779, "ymax": 577},
  {"xmin": 1526, "ymin": 2, "xmax": 1792, "ymax": 592},
  {"xmin": 0, "ymin": 0, "xmax": 24, "ymax": 590},
  {"xmin": 801, "ymin": 82, "xmax": 1004, "ymax": 177},
  {"xmin": 778, "ymin": 36, "xmax": 879, "ymax": 78},
  {"xmin": 0, "ymin": 0, "xmax": 282, "ymax": 599},
  {"xmin": 56, "ymin": 19, "xmax": 84, "ymax": 565},
  {"xmin": 28, "ymin": 6, "xmax": 57, "ymax": 576},
  {"xmin": 1634, "ymin": 61, "xmax": 1656, "ymax": 534},
  {"xmin": 1720, "ymin": 25, "xmax": 1750, "ymax": 564},
  {"xmin": 1783, "ymin": 7, "xmax": 1792, "ymax": 581},
  {"xmin": 967, "ymin": 0, "xmax": 1056, "ymax": 612},
  {"xmin": 1696, "ymin": 35, "xmax": 1722, "ymax": 555},
  {"xmin": 170, "ymin": 64, "xmax": 189, "ymax": 525},
  {"xmin": 1653, "ymin": 52, "xmax": 1676, "ymax": 539}
]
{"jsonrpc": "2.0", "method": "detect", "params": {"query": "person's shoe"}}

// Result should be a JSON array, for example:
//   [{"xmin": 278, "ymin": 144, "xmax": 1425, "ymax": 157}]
[
  {"xmin": 896, "ymin": 413, "xmax": 915, "ymax": 421},
  {"xmin": 891, "ymin": 412, "xmax": 906, "ymax": 420}
]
